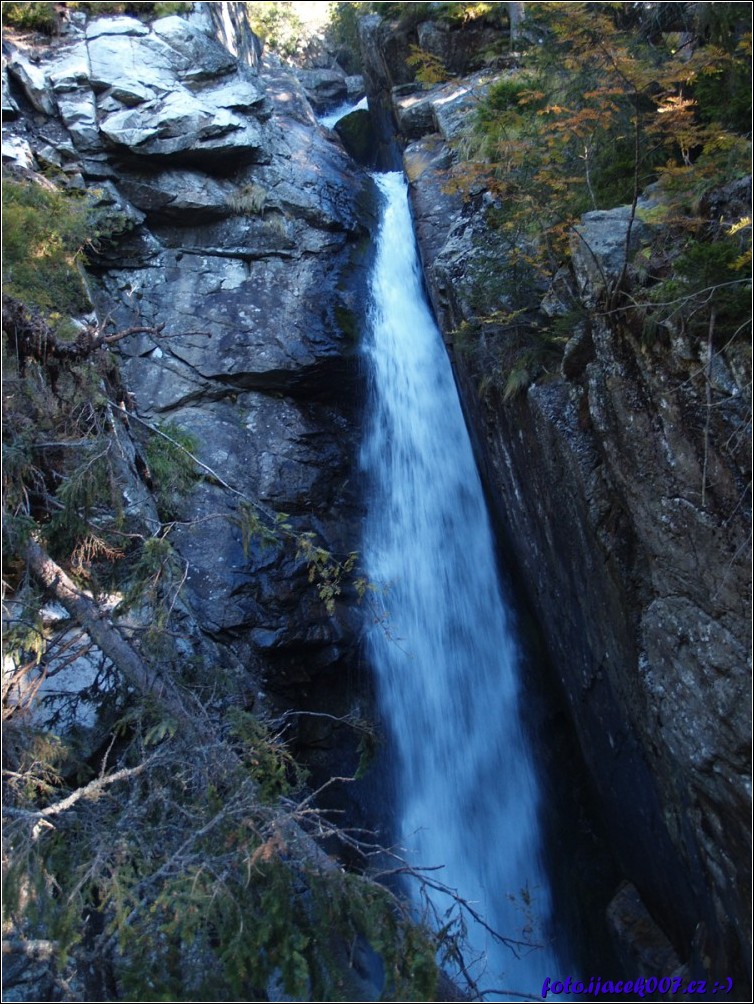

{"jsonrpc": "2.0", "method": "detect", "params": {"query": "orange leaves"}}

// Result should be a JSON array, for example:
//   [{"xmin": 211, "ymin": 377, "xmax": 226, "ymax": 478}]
[
  {"xmin": 539, "ymin": 104, "xmax": 568, "ymax": 116},
  {"xmin": 518, "ymin": 88, "xmax": 546, "ymax": 107},
  {"xmin": 250, "ymin": 827, "xmax": 288, "ymax": 869}
]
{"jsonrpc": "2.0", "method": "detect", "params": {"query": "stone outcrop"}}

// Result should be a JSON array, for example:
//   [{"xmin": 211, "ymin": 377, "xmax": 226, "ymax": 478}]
[
  {"xmin": 3, "ymin": 4, "xmax": 375, "ymax": 722},
  {"xmin": 296, "ymin": 66, "xmax": 349, "ymax": 111},
  {"xmin": 415, "ymin": 18, "xmax": 503, "ymax": 75},
  {"xmin": 359, "ymin": 12, "xmax": 751, "ymax": 986}
]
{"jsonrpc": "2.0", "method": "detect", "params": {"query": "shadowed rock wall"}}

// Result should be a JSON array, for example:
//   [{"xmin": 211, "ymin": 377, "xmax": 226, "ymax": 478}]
[{"xmin": 3, "ymin": 4, "xmax": 377, "ymax": 736}]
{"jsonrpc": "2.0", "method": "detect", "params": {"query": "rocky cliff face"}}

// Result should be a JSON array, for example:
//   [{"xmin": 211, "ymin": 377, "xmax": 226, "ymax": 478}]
[
  {"xmin": 359, "ymin": 11, "xmax": 751, "ymax": 984},
  {"xmin": 3, "ymin": 4, "xmax": 375, "ymax": 752}
]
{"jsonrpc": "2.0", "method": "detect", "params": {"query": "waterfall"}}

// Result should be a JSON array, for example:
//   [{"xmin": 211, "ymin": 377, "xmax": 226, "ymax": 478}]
[{"xmin": 360, "ymin": 172, "xmax": 564, "ymax": 1001}]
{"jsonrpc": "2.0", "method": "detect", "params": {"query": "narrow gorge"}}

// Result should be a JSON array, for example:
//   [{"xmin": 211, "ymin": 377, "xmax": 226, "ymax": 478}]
[{"xmin": 2, "ymin": 3, "xmax": 751, "ymax": 1002}]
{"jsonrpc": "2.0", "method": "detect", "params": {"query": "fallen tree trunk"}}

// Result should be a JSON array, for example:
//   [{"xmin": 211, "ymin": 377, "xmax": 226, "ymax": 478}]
[{"xmin": 24, "ymin": 537, "xmax": 198, "ymax": 730}]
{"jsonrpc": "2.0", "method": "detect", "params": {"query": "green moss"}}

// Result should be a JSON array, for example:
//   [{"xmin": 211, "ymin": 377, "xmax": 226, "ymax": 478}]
[
  {"xmin": 334, "ymin": 304, "xmax": 359, "ymax": 345},
  {"xmin": 334, "ymin": 109, "xmax": 377, "ymax": 167}
]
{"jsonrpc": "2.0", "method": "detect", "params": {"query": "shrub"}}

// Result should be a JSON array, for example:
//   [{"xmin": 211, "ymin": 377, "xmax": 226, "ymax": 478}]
[
  {"xmin": 246, "ymin": 1, "xmax": 304, "ymax": 58},
  {"xmin": 327, "ymin": 1, "xmax": 367, "ymax": 73},
  {"xmin": 1, "ymin": 2, "xmax": 58, "ymax": 33},
  {"xmin": 66, "ymin": 2, "xmax": 193, "ymax": 21},
  {"xmin": 2, "ymin": 176, "xmax": 93, "ymax": 316}
]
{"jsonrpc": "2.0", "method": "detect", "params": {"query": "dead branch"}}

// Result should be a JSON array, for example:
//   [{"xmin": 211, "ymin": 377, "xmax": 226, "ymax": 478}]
[
  {"xmin": 3, "ymin": 759, "xmax": 157, "ymax": 826},
  {"xmin": 2, "ymin": 939, "xmax": 58, "ymax": 960},
  {"xmin": 2, "ymin": 294, "xmax": 165, "ymax": 376}
]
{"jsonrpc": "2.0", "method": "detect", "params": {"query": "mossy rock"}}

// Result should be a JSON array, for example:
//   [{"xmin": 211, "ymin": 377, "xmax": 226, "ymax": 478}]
[{"xmin": 334, "ymin": 109, "xmax": 377, "ymax": 168}]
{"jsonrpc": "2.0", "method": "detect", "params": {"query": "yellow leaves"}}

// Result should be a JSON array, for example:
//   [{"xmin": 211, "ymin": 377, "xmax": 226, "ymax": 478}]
[
  {"xmin": 407, "ymin": 44, "xmax": 450, "ymax": 86},
  {"xmin": 295, "ymin": 533, "xmax": 361, "ymax": 615},
  {"xmin": 727, "ymin": 216, "xmax": 752, "ymax": 274},
  {"xmin": 656, "ymin": 95, "xmax": 697, "ymax": 116},
  {"xmin": 651, "ymin": 92, "xmax": 712, "ymax": 165},
  {"xmin": 728, "ymin": 216, "xmax": 752, "ymax": 237},
  {"xmin": 451, "ymin": 2, "xmax": 496, "ymax": 25}
]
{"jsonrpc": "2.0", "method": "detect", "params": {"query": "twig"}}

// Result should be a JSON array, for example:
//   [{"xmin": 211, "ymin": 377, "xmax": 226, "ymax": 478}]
[{"xmin": 701, "ymin": 307, "xmax": 715, "ymax": 508}]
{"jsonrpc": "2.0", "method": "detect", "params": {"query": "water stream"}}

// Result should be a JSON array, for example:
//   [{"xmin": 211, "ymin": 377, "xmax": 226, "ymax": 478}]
[{"xmin": 360, "ymin": 172, "xmax": 565, "ymax": 1000}]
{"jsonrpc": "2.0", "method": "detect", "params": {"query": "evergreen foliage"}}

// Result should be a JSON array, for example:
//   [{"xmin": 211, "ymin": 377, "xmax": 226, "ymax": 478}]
[
  {"xmin": 1, "ymin": 2, "xmax": 58, "ymax": 34},
  {"xmin": 3, "ymin": 725, "xmax": 440, "ymax": 1001},
  {"xmin": 328, "ymin": 1, "xmax": 368, "ymax": 73},
  {"xmin": 367, "ymin": 1, "xmax": 503, "ymax": 29},
  {"xmin": 245, "ymin": 1, "xmax": 306, "ymax": 58},
  {"xmin": 143, "ymin": 421, "xmax": 200, "ymax": 521}
]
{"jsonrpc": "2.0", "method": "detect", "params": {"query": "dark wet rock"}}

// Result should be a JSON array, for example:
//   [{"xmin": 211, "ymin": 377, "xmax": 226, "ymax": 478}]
[
  {"xmin": 345, "ymin": 73, "xmax": 365, "ymax": 100},
  {"xmin": 416, "ymin": 19, "xmax": 504, "ymax": 75},
  {"xmin": 6, "ymin": 48, "xmax": 56, "ymax": 114},
  {"xmin": 2, "ymin": 61, "xmax": 20, "ymax": 118},
  {"xmin": 3, "ymin": 6, "xmax": 375, "ymax": 710},
  {"xmin": 358, "ymin": 14, "xmax": 415, "ymax": 95},
  {"xmin": 205, "ymin": 1, "xmax": 262, "ymax": 71},
  {"xmin": 114, "ymin": 167, "xmax": 236, "ymax": 221},
  {"xmin": 393, "ymin": 85, "xmax": 436, "ymax": 140},
  {"xmin": 561, "ymin": 324, "xmax": 596, "ymax": 380},
  {"xmin": 608, "ymin": 883, "xmax": 684, "ymax": 976},
  {"xmin": 571, "ymin": 203, "xmax": 653, "ymax": 304}
]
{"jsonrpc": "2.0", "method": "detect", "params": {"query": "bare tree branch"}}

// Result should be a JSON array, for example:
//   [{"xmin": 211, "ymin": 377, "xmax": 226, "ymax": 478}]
[{"xmin": 3, "ymin": 759, "xmax": 157, "ymax": 825}]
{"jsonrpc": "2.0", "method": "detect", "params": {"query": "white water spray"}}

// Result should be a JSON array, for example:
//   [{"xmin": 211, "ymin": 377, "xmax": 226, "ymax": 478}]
[
  {"xmin": 360, "ymin": 172, "xmax": 563, "ymax": 1000},
  {"xmin": 319, "ymin": 96, "xmax": 368, "ymax": 130}
]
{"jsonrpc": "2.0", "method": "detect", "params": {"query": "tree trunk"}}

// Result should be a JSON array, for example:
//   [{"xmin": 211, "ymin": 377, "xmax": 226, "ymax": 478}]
[{"xmin": 508, "ymin": 1, "xmax": 526, "ymax": 44}]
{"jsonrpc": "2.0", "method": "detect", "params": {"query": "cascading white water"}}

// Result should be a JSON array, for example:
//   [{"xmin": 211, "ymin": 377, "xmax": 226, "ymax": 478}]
[
  {"xmin": 319, "ymin": 96, "xmax": 368, "ymax": 130},
  {"xmin": 361, "ymin": 172, "xmax": 563, "ymax": 1001}
]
